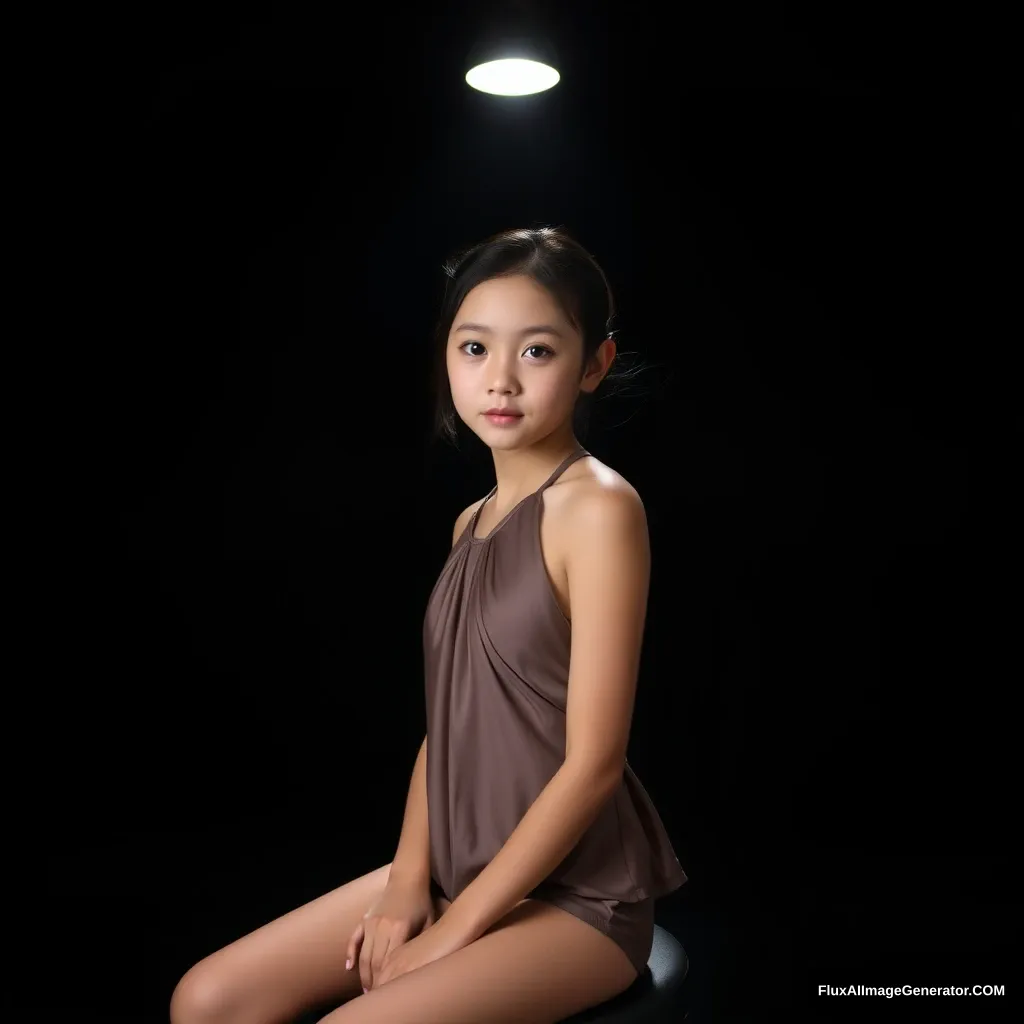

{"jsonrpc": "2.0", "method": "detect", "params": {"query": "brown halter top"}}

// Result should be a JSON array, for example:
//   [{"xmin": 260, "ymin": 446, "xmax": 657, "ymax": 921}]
[{"xmin": 423, "ymin": 447, "xmax": 688, "ymax": 904}]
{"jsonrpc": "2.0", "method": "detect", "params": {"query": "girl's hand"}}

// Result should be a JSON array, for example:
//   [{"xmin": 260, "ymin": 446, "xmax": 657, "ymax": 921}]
[
  {"xmin": 374, "ymin": 914, "xmax": 469, "ymax": 989},
  {"xmin": 345, "ymin": 876, "xmax": 436, "ymax": 993}
]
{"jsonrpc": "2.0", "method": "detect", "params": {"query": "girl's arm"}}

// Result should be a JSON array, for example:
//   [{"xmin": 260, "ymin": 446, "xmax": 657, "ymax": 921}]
[
  {"xmin": 388, "ymin": 734, "xmax": 432, "ymax": 886},
  {"xmin": 442, "ymin": 485, "xmax": 650, "ymax": 944}
]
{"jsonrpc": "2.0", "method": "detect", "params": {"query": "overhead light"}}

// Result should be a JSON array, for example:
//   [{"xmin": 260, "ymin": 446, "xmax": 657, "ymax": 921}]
[
  {"xmin": 466, "ymin": 57, "xmax": 560, "ymax": 96},
  {"xmin": 463, "ymin": 3, "xmax": 561, "ymax": 97}
]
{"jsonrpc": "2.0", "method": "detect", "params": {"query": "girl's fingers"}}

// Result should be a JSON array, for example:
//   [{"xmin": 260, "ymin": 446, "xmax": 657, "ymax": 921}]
[
  {"xmin": 359, "ymin": 924, "xmax": 379, "ymax": 993},
  {"xmin": 373, "ymin": 928, "xmax": 401, "ymax": 987},
  {"xmin": 345, "ymin": 921, "xmax": 363, "ymax": 972}
]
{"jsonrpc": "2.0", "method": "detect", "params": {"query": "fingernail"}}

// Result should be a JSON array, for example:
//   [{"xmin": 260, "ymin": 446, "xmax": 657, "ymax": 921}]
[
  {"xmin": 362, "ymin": 987, "xmax": 368, "ymax": 994},
  {"xmin": 345, "ymin": 958, "xmax": 352, "ymax": 970}
]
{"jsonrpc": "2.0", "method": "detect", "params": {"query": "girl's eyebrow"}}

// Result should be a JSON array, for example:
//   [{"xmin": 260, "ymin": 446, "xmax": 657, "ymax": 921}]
[{"xmin": 453, "ymin": 322, "xmax": 564, "ymax": 339}]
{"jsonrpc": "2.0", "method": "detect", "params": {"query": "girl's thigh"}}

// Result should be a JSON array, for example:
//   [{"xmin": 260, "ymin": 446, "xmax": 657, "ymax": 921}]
[
  {"xmin": 317, "ymin": 898, "xmax": 637, "ymax": 1024},
  {"xmin": 170, "ymin": 861, "xmax": 407, "ymax": 1024}
]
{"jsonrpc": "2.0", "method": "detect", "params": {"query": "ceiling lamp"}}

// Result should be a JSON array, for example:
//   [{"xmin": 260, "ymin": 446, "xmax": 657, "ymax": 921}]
[
  {"xmin": 463, "ymin": 3, "xmax": 560, "ymax": 97},
  {"xmin": 466, "ymin": 57, "xmax": 559, "ymax": 96}
]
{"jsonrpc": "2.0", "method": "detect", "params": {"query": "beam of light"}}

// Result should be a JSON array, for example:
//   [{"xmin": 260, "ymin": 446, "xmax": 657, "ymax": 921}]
[{"xmin": 465, "ymin": 58, "xmax": 560, "ymax": 96}]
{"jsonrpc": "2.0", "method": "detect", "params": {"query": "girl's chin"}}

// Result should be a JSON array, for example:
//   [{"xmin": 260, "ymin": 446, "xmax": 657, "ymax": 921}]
[{"xmin": 477, "ymin": 434, "xmax": 527, "ymax": 450}]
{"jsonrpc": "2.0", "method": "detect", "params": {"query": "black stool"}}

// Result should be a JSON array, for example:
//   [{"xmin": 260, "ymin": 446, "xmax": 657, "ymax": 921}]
[{"xmin": 559, "ymin": 923, "xmax": 688, "ymax": 1023}]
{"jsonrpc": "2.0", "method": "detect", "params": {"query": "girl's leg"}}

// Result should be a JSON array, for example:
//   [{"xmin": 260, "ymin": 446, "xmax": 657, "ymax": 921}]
[
  {"xmin": 170, "ymin": 861, "xmax": 445, "ymax": 1024},
  {"xmin": 316, "ymin": 898, "xmax": 638, "ymax": 1024}
]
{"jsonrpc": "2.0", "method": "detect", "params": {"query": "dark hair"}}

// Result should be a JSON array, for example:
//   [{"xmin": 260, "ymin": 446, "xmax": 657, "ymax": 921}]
[{"xmin": 430, "ymin": 225, "xmax": 640, "ymax": 447}]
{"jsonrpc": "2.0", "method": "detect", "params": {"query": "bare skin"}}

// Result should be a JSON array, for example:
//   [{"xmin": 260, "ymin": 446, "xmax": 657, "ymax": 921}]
[
  {"xmin": 170, "ymin": 462, "xmax": 639, "ymax": 1024},
  {"xmin": 462, "ymin": 453, "xmax": 636, "ymax": 622},
  {"xmin": 169, "ymin": 859, "xmax": 637, "ymax": 1024},
  {"xmin": 315, "ymin": 896, "xmax": 636, "ymax": 1023},
  {"xmin": 170, "ymin": 275, "xmax": 644, "ymax": 1022},
  {"xmin": 169, "ymin": 862, "xmax": 402, "ymax": 1024}
]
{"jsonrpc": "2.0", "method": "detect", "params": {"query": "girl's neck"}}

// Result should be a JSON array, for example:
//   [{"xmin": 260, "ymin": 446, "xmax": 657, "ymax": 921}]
[{"xmin": 488, "ymin": 431, "xmax": 582, "ymax": 506}]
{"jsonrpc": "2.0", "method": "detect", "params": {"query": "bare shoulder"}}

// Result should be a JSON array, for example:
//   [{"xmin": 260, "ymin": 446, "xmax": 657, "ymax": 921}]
[
  {"xmin": 540, "ymin": 457, "xmax": 647, "ymax": 621},
  {"xmin": 546, "ymin": 456, "xmax": 648, "ymax": 543},
  {"xmin": 452, "ymin": 496, "xmax": 488, "ymax": 548}
]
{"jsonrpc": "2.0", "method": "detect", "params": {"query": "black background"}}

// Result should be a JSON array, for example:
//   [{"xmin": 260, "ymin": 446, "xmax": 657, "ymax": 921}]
[{"xmin": 42, "ymin": 3, "xmax": 1016, "ymax": 1021}]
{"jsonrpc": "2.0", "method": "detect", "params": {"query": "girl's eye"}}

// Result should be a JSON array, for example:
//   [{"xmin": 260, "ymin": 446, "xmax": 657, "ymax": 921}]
[{"xmin": 458, "ymin": 342, "xmax": 554, "ymax": 359}]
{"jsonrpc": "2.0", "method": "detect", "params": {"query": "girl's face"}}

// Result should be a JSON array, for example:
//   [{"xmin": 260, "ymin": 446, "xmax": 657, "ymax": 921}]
[{"xmin": 446, "ymin": 274, "xmax": 599, "ymax": 450}]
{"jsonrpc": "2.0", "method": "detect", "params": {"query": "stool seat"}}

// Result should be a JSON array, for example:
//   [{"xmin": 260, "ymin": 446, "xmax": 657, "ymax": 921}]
[{"xmin": 559, "ymin": 923, "xmax": 689, "ymax": 1022}]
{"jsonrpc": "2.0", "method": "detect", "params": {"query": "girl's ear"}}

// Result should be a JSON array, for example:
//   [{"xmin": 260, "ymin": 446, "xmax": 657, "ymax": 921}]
[{"xmin": 580, "ymin": 337, "xmax": 617, "ymax": 392}]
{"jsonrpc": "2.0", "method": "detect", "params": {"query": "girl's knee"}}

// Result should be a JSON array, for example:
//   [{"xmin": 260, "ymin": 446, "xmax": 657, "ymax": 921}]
[{"xmin": 169, "ymin": 960, "xmax": 237, "ymax": 1024}]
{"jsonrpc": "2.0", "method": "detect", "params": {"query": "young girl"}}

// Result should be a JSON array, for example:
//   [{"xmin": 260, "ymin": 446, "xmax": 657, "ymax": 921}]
[{"xmin": 170, "ymin": 227, "xmax": 687, "ymax": 1024}]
